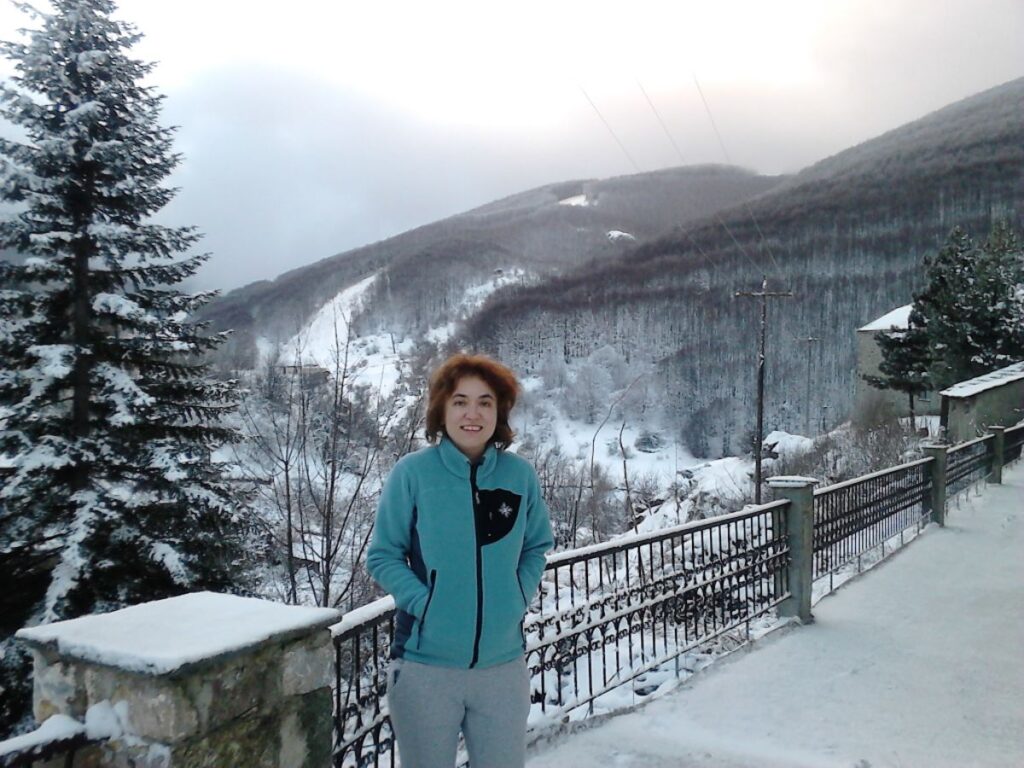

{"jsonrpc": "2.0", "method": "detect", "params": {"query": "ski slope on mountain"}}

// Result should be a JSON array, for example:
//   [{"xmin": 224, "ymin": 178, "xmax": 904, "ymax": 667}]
[{"xmin": 269, "ymin": 269, "xmax": 527, "ymax": 399}]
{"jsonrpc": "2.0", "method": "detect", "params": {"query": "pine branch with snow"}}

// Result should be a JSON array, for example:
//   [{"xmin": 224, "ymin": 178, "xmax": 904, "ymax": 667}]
[{"xmin": 0, "ymin": 0, "xmax": 255, "ymax": 731}]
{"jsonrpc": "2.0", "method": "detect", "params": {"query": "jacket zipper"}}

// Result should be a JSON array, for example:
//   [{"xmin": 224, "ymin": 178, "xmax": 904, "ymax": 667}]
[
  {"xmin": 469, "ymin": 463, "xmax": 484, "ymax": 668},
  {"xmin": 416, "ymin": 569, "xmax": 437, "ymax": 648}
]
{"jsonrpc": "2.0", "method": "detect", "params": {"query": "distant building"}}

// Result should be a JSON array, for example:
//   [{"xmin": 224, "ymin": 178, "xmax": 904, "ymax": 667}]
[
  {"xmin": 854, "ymin": 305, "xmax": 940, "ymax": 419},
  {"xmin": 940, "ymin": 361, "xmax": 1024, "ymax": 442},
  {"xmin": 290, "ymin": 531, "xmax": 329, "ymax": 575}
]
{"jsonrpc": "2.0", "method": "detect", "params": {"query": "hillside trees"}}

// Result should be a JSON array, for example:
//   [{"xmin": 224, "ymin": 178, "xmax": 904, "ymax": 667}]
[{"xmin": 0, "ymin": 0, "xmax": 252, "ymax": 731}]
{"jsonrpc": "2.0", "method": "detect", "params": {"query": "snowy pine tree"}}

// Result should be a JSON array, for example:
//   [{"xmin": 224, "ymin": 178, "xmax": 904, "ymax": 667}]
[
  {"xmin": 863, "ymin": 306, "xmax": 932, "ymax": 430},
  {"xmin": 915, "ymin": 224, "xmax": 1024, "ymax": 390},
  {"xmin": 0, "ymin": 0, "xmax": 252, "ymax": 730}
]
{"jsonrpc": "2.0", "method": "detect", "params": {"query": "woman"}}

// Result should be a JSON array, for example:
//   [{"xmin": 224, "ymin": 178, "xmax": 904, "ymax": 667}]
[{"xmin": 367, "ymin": 353, "xmax": 554, "ymax": 768}]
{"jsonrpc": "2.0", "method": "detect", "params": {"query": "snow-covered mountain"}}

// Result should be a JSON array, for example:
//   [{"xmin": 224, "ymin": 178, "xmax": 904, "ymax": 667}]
[
  {"xmin": 468, "ymin": 77, "xmax": 1024, "ymax": 454},
  {"xmin": 204, "ymin": 77, "xmax": 1024, "ymax": 458},
  {"xmin": 200, "ymin": 165, "xmax": 781, "ymax": 366}
]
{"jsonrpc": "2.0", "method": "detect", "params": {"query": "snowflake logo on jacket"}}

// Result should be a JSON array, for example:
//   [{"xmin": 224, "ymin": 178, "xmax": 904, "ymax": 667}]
[{"xmin": 498, "ymin": 502, "xmax": 513, "ymax": 518}]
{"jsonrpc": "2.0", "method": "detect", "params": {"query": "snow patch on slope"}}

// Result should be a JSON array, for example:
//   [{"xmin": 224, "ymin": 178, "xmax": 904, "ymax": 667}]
[
  {"xmin": 558, "ymin": 194, "xmax": 589, "ymax": 207},
  {"xmin": 272, "ymin": 269, "xmax": 530, "ymax": 401},
  {"xmin": 278, "ymin": 273, "xmax": 377, "ymax": 368}
]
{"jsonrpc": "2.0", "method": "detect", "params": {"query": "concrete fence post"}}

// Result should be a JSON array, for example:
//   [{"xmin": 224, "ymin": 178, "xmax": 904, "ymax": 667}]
[
  {"xmin": 922, "ymin": 443, "xmax": 949, "ymax": 527},
  {"xmin": 768, "ymin": 475, "xmax": 819, "ymax": 625},
  {"xmin": 16, "ymin": 592, "xmax": 341, "ymax": 768},
  {"xmin": 989, "ymin": 426, "xmax": 1005, "ymax": 484}
]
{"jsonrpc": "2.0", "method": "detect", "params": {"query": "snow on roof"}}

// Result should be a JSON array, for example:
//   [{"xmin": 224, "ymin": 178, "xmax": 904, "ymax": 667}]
[
  {"xmin": 939, "ymin": 361, "xmax": 1024, "ymax": 399},
  {"xmin": 858, "ymin": 304, "xmax": 912, "ymax": 332},
  {"xmin": 16, "ymin": 592, "xmax": 340, "ymax": 675}
]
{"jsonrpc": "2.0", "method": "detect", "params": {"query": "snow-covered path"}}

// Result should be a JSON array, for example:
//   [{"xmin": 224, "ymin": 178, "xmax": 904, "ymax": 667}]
[{"xmin": 528, "ymin": 462, "xmax": 1024, "ymax": 768}]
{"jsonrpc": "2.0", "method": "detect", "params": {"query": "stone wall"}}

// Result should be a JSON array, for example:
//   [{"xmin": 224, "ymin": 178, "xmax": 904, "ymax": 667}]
[{"xmin": 17, "ymin": 592, "xmax": 340, "ymax": 768}]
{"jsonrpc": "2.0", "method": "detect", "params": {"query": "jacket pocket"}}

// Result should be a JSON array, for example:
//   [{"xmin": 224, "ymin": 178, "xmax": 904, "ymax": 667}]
[
  {"xmin": 416, "ymin": 570, "xmax": 437, "ymax": 649},
  {"xmin": 387, "ymin": 658, "xmax": 405, "ymax": 693}
]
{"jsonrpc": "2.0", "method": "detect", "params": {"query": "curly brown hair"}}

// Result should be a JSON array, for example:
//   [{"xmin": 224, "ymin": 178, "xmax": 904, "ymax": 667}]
[{"xmin": 425, "ymin": 353, "xmax": 520, "ymax": 449}]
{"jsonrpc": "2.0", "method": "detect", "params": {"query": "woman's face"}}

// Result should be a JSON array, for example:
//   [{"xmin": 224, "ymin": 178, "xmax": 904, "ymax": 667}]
[{"xmin": 444, "ymin": 375, "xmax": 498, "ymax": 461}]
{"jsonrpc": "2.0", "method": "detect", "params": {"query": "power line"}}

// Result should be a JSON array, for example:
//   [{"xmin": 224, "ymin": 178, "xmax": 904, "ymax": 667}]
[
  {"xmin": 735, "ymin": 275, "xmax": 794, "ymax": 504},
  {"xmin": 635, "ymin": 79, "xmax": 718, "ymax": 264},
  {"xmin": 579, "ymin": 85, "xmax": 641, "ymax": 174},
  {"xmin": 636, "ymin": 79, "xmax": 765, "ymax": 272},
  {"xmin": 691, "ymin": 75, "xmax": 733, "ymax": 166},
  {"xmin": 637, "ymin": 79, "xmax": 686, "ymax": 165},
  {"xmin": 638, "ymin": 77, "xmax": 776, "ymax": 281},
  {"xmin": 692, "ymin": 74, "xmax": 785, "ymax": 281}
]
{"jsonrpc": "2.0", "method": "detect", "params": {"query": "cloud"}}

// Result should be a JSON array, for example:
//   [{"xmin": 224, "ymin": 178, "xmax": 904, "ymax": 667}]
[{"xmin": 2, "ymin": 0, "xmax": 1021, "ymax": 293}]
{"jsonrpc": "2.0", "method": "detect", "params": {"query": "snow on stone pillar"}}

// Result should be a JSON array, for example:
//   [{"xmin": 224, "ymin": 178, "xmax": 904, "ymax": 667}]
[
  {"xmin": 989, "ymin": 426, "xmax": 1005, "ymax": 485},
  {"xmin": 922, "ymin": 443, "xmax": 949, "ymax": 527},
  {"xmin": 16, "ymin": 592, "xmax": 340, "ymax": 768},
  {"xmin": 768, "ymin": 475, "xmax": 819, "ymax": 625}
]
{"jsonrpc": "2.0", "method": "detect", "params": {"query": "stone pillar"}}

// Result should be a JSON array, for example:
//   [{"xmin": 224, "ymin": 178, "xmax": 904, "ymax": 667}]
[
  {"xmin": 768, "ymin": 476, "xmax": 819, "ymax": 625},
  {"xmin": 16, "ymin": 592, "xmax": 341, "ymax": 768},
  {"xmin": 989, "ymin": 426, "xmax": 1005, "ymax": 485},
  {"xmin": 922, "ymin": 443, "xmax": 949, "ymax": 527}
]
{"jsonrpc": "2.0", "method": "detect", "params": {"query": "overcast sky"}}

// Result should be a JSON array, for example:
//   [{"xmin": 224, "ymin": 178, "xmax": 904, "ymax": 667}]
[{"xmin": 2, "ymin": 0, "xmax": 1022, "ymax": 292}]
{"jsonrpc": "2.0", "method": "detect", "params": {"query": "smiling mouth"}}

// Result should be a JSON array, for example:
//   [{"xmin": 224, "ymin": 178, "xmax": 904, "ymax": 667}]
[{"xmin": 461, "ymin": 426, "xmax": 483, "ymax": 432}]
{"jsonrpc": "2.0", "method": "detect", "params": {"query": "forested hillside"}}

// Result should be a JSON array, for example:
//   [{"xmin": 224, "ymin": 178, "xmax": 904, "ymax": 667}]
[
  {"xmin": 200, "ymin": 166, "xmax": 780, "ymax": 363},
  {"xmin": 465, "ymin": 78, "xmax": 1024, "ymax": 455}
]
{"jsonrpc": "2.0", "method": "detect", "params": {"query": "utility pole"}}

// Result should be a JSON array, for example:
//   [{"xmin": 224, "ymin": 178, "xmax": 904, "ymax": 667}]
[
  {"xmin": 797, "ymin": 336, "xmax": 821, "ymax": 437},
  {"xmin": 736, "ymin": 276, "xmax": 793, "ymax": 504}
]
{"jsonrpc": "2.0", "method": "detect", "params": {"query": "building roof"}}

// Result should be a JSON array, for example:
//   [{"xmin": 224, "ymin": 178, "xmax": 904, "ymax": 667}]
[
  {"xmin": 940, "ymin": 361, "xmax": 1024, "ymax": 399},
  {"xmin": 858, "ymin": 304, "xmax": 912, "ymax": 332}
]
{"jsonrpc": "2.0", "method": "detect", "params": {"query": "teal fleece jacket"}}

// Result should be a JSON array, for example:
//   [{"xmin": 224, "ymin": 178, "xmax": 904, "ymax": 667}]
[{"xmin": 366, "ymin": 437, "xmax": 554, "ymax": 668}]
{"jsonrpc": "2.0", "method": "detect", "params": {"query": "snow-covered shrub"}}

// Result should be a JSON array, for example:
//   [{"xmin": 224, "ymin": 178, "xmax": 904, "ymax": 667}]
[
  {"xmin": 539, "ymin": 351, "xmax": 569, "ymax": 390},
  {"xmin": 635, "ymin": 431, "xmax": 664, "ymax": 453},
  {"xmin": 563, "ymin": 360, "xmax": 613, "ymax": 424}
]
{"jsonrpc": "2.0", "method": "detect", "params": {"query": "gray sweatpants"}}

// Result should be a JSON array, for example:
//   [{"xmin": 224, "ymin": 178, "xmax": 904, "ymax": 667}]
[{"xmin": 387, "ymin": 656, "xmax": 530, "ymax": 768}]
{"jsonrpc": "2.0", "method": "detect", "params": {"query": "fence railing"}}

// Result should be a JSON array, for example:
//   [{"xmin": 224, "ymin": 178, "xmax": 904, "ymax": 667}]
[
  {"xmin": 812, "ymin": 457, "xmax": 932, "ymax": 592},
  {"xmin": 945, "ymin": 434, "xmax": 994, "ymax": 497},
  {"xmin": 525, "ymin": 500, "xmax": 788, "ymax": 722},
  {"xmin": 331, "ymin": 500, "xmax": 789, "ymax": 767},
  {"xmin": 330, "ymin": 426, "xmax": 1021, "ymax": 767},
  {"xmin": 332, "ymin": 602, "xmax": 396, "ymax": 768},
  {"xmin": 1003, "ymin": 424, "xmax": 1024, "ymax": 464}
]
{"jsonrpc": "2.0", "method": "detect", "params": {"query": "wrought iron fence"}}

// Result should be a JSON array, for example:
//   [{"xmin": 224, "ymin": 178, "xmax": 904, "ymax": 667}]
[
  {"xmin": 331, "ymin": 500, "xmax": 789, "ymax": 767},
  {"xmin": 1004, "ymin": 424, "xmax": 1024, "ymax": 464},
  {"xmin": 811, "ymin": 458, "xmax": 932, "ymax": 592},
  {"xmin": 330, "ymin": 429, "xmax": 1015, "ymax": 767},
  {"xmin": 332, "ymin": 602, "xmax": 396, "ymax": 768},
  {"xmin": 945, "ymin": 435, "xmax": 994, "ymax": 497},
  {"xmin": 527, "ymin": 501, "xmax": 789, "ymax": 723}
]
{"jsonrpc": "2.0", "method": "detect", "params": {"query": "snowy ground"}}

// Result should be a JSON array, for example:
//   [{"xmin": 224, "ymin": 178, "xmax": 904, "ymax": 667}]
[{"xmin": 527, "ymin": 461, "xmax": 1024, "ymax": 768}]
